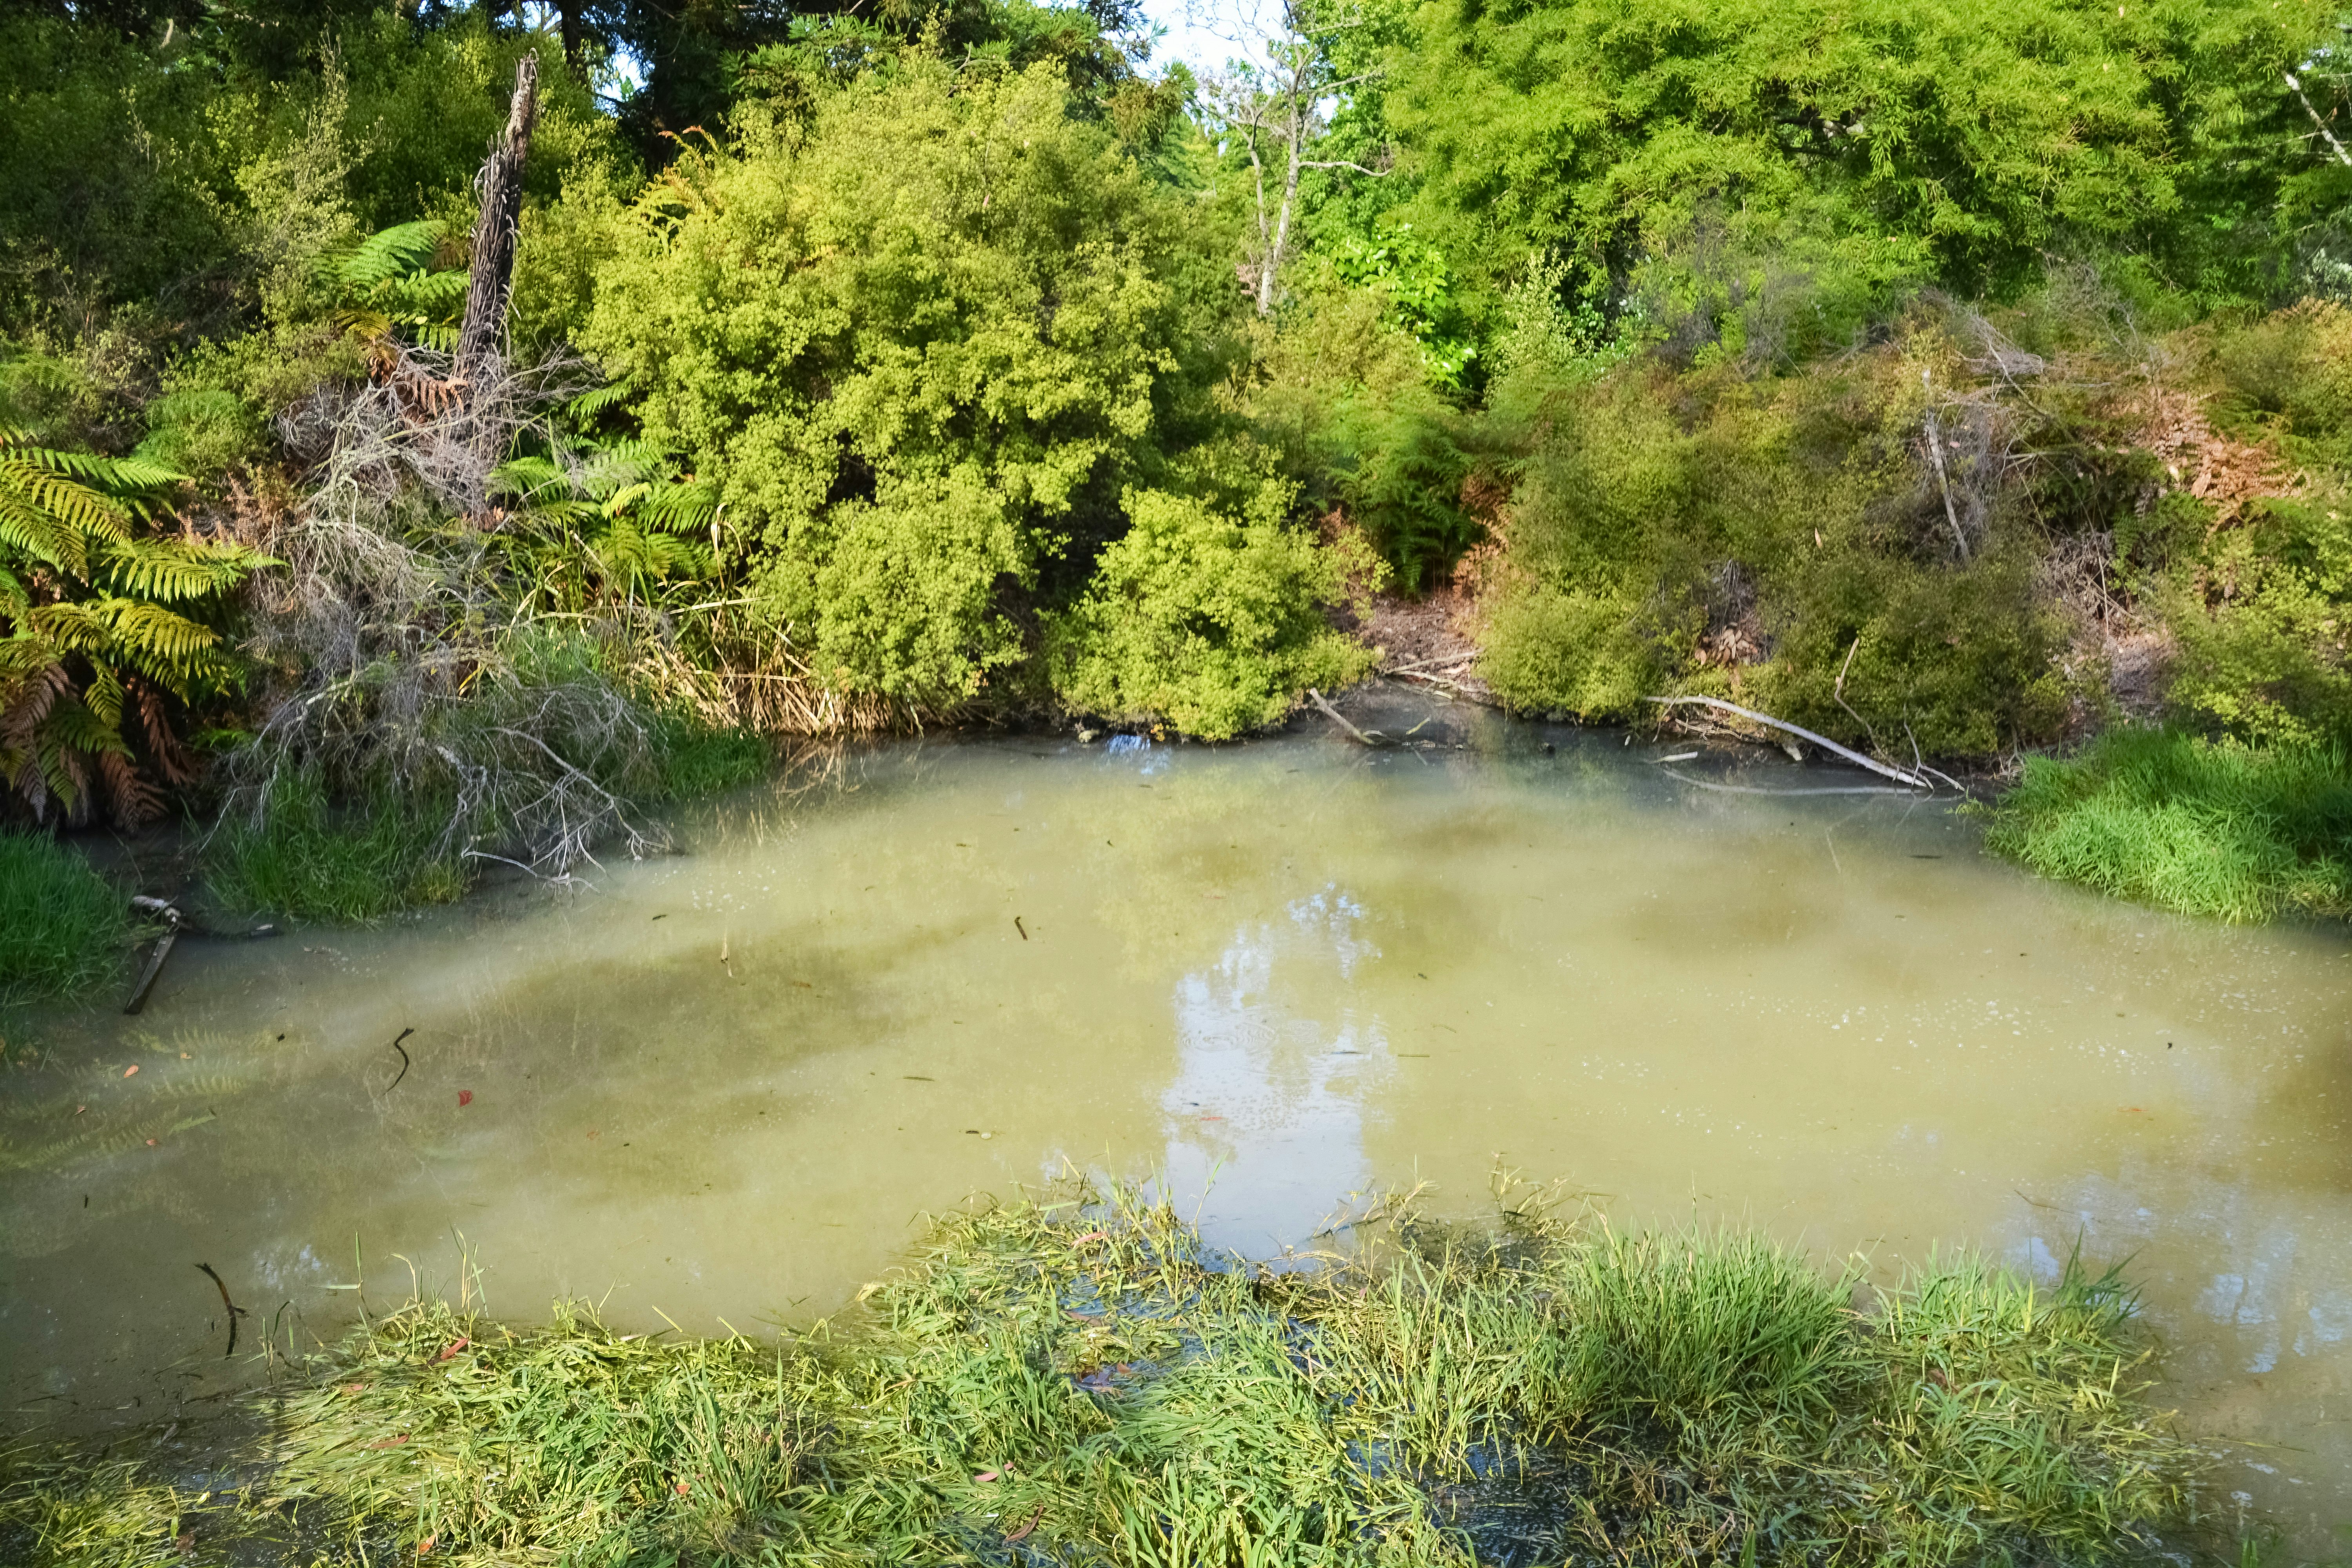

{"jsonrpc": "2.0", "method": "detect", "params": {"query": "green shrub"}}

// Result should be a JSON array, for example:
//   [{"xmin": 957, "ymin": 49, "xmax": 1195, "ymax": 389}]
[
  {"xmin": 1047, "ymin": 483, "xmax": 1379, "ymax": 739},
  {"xmin": 1479, "ymin": 581, "xmax": 1676, "ymax": 720},
  {"xmin": 1985, "ymin": 728, "xmax": 2352, "ymax": 922},
  {"xmin": 1477, "ymin": 342, "xmax": 2068, "ymax": 754},
  {"xmin": 586, "ymin": 52, "xmax": 1195, "ymax": 707},
  {"xmin": 2161, "ymin": 497, "xmax": 2352, "ymax": 747},
  {"xmin": 0, "ymin": 831, "xmax": 125, "ymax": 1005},
  {"xmin": 1381, "ymin": 0, "xmax": 2334, "ymax": 311}
]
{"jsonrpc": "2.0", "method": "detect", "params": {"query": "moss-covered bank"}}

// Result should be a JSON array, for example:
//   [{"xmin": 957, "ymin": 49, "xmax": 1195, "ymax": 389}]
[{"xmin": 2, "ymin": 1182, "xmax": 2200, "ymax": 1566}]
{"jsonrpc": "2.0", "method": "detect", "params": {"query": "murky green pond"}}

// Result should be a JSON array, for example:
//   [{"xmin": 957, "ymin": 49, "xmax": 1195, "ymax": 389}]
[{"xmin": 5, "ymin": 691, "xmax": 2349, "ymax": 1551}]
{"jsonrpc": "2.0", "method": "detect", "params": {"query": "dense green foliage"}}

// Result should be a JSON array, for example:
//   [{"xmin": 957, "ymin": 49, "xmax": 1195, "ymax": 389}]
[
  {"xmin": 1987, "ymin": 728, "xmax": 2352, "ymax": 921},
  {"xmin": 3, "ymin": 0, "xmax": 2350, "ymax": 919},
  {"xmin": 0, "ymin": 1185, "xmax": 2190, "ymax": 1565},
  {"xmin": 589, "ymin": 55, "xmax": 1205, "ymax": 706},
  {"xmin": 1046, "ymin": 482, "xmax": 1377, "ymax": 734},
  {"xmin": 0, "ymin": 430, "xmax": 272, "ymax": 824},
  {"xmin": 1478, "ymin": 335, "xmax": 2067, "ymax": 753},
  {"xmin": 0, "ymin": 832, "xmax": 125, "ymax": 1007},
  {"xmin": 1380, "ymin": 0, "xmax": 2349, "ymax": 321}
]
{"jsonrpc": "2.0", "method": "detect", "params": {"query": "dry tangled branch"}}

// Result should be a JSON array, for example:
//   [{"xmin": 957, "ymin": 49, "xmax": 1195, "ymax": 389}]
[{"xmin": 221, "ymin": 345, "xmax": 666, "ymax": 879}]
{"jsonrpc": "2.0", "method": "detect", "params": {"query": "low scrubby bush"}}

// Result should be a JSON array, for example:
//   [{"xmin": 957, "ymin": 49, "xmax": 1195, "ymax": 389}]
[
  {"xmin": 1478, "ymin": 340, "xmax": 2069, "ymax": 755},
  {"xmin": 1047, "ymin": 483, "xmax": 1378, "ymax": 738}
]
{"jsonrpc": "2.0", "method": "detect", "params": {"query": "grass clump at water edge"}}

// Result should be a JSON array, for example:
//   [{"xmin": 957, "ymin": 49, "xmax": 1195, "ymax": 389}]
[
  {"xmin": 203, "ymin": 718, "xmax": 772, "ymax": 924},
  {"xmin": 0, "ymin": 832, "xmax": 127, "ymax": 1006},
  {"xmin": 1986, "ymin": 728, "xmax": 2352, "ymax": 923},
  {"xmin": 0, "ymin": 1180, "xmax": 2196, "ymax": 1566}
]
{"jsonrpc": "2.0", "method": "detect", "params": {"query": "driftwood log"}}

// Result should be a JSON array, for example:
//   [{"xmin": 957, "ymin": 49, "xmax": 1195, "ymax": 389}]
[
  {"xmin": 1306, "ymin": 688, "xmax": 1378, "ymax": 745},
  {"xmin": 1644, "ymin": 695, "xmax": 1937, "ymax": 789},
  {"xmin": 123, "ymin": 896, "xmax": 183, "ymax": 1015}
]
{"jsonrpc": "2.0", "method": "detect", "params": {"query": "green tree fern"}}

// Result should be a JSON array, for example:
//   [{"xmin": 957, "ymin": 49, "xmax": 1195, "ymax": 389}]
[{"xmin": 0, "ymin": 429, "xmax": 274, "ymax": 823}]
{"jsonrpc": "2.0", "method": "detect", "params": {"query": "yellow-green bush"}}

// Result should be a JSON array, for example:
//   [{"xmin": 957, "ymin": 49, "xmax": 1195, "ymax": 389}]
[
  {"xmin": 1047, "ymin": 481, "xmax": 1378, "ymax": 738},
  {"xmin": 587, "ymin": 54, "xmax": 1193, "ymax": 706}
]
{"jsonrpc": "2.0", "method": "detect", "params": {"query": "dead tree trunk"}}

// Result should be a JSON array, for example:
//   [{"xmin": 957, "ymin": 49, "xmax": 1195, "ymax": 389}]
[{"xmin": 457, "ymin": 52, "xmax": 539, "ymax": 390}]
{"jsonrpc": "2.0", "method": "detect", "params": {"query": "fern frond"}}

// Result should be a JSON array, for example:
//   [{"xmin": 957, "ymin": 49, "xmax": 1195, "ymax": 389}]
[
  {"xmin": 641, "ymin": 478, "xmax": 720, "ymax": 534},
  {"xmin": 564, "ymin": 383, "xmax": 632, "ymax": 421},
  {"xmin": 0, "ymin": 458, "xmax": 131, "ymax": 565},
  {"xmin": 0, "ymin": 489, "xmax": 88, "ymax": 574},
  {"xmin": 84, "ymin": 662, "xmax": 124, "ymax": 730},
  {"xmin": 98, "ymin": 537, "xmax": 276, "ymax": 602},
  {"xmin": 19, "ymin": 601, "xmax": 111, "ymax": 656},
  {"xmin": 602, "ymin": 481, "xmax": 652, "ymax": 519},
  {"xmin": 489, "ymin": 455, "xmax": 572, "ymax": 503},
  {"xmin": 97, "ymin": 746, "xmax": 164, "ymax": 824},
  {"xmin": 38, "ymin": 694, "xmax": 130, "ymax": 758},
  {"xmin": 384, "ymin": 270, "xmax": 468, "ymax": 316},
  {"xmin": 335, "ymin": 221, "xmax": 448, "ymax": 290}
]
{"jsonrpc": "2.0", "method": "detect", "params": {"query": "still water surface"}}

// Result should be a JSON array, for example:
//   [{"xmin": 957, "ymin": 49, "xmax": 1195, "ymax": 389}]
[{"xmin": 5, "ymin": 695, "xmax": 2348, "ymax": 1548}]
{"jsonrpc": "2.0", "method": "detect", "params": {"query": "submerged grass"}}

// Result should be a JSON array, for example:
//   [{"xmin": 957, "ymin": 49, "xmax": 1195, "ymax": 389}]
[
  {"xmin": 0, "ymin": 831, "xmax": 127, "ymax": 1007},
  {"xmin": 1986, "ymin": 728, "xmax": 2352, "ymax": 922},
  {"xmin": 0, "ymin": 1181, "xmax": 2196, "ymax": 1566}
]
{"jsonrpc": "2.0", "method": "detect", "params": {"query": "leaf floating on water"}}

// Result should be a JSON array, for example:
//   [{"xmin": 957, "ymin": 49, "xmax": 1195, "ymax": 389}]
[
  {"xmin": 122, "ymin": 1065, "xmax": 139, "ymax": 1078},
  {"xmin": 457, "ymin": 1090, "xmax": 473, "ymax": 1107}
]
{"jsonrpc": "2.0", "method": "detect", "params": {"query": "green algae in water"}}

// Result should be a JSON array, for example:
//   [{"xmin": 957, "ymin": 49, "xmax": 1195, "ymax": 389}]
[{"xmin": 1, "ymin": 1180, "xmax": 2194, "ymax": 1566}]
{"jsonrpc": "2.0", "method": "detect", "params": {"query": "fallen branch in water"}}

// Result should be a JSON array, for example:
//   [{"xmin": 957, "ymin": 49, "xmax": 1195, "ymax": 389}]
[
  {"xmin": 1645, "ymin": 695, "xmax": 1935, "ymax": 789},
  {"xmin": 1305, "ymin": 688, "xmax": 1377, "ymax": 745},
  {"xmin": 123, "ymin": 900, "xmax": 183, "ymax": 1015}
]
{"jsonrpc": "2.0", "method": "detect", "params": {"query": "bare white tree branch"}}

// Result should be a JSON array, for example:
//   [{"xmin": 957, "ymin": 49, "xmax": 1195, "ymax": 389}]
[
  {"xmin": 2286, "ymin": 70, "xmax": 2352, "ymax": 167},
  {"xmin": 1191, "ymin": 0, "xmax": 1387, "ymax": 314}
]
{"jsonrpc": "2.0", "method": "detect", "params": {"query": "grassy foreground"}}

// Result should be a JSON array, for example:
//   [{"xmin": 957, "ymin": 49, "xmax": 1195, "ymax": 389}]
[
  {"xmin": 1986, "ymin": 729, "xmax": 2352, "ymax": 924},
  {"xmin": 0, "ymin": 833, "xmax": 126, "ymax": 1008},
  {"xmin": 0, "ymin": 1182, "xmax": 2195, "ymax": 1566}
]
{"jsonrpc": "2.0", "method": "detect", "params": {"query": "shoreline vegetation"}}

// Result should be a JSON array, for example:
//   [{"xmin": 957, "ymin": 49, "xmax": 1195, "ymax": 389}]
[
  {"xmin": 0, "ymin": 1180, "xmax": 2210, "ymax": 1567},
  {"xmin": 2, "ymin": 0, "xmax": 2351, "ymax": 947}
]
